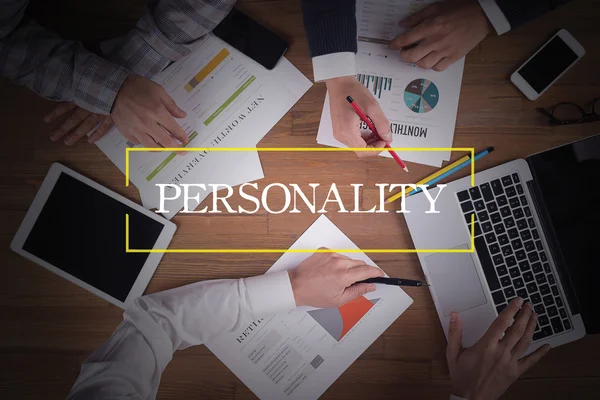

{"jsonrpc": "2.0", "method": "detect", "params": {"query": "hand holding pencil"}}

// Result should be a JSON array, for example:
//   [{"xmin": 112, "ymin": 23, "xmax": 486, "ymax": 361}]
[
  {"xmin": 325, "ymin": 76, "xmax": 392, "ymax": 158},
  {"xmin": 346, "ymin": 96, "xmax": 409, "ymax": 172}
]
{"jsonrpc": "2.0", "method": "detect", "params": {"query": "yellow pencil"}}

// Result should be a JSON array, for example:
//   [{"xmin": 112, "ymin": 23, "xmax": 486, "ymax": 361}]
[{"xmin": 386, "ymin": 155, "xmax": 471, "ymax": 203}]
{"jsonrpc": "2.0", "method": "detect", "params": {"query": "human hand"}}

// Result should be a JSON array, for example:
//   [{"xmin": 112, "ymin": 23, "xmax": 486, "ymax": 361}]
[
  {"xmin": 288, "ymin": 249, "xmax": 385, "ymax": 308},
  {"xmin": 447, "ymin": 298, "xmax": 551, "ymax": 400},
  {"xmin": 326, "ymin": 76, "xmax": 391, "ymax": 158},
  {"xmin": 389, "ymin": 0, "xmax": 493, "ymax": 71},
  {"xmin": 111, "ymin": 74, "xmax": 189, "ymax": 148},
  {"xmin": 44, "ymin": 103, "xmax": 114, "ymax": 145}
]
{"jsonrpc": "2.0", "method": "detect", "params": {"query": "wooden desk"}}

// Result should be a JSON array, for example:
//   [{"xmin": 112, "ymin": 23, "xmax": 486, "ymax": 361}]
[{"xmin": 1, "ymin": 0, "xmax": 599, "ymax": 398}]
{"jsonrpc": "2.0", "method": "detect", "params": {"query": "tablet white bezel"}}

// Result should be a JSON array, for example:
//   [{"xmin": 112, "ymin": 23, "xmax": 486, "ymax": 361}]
[{"xmin": 10, "ymin": 163, "xmax": 176, "ymax": 309}]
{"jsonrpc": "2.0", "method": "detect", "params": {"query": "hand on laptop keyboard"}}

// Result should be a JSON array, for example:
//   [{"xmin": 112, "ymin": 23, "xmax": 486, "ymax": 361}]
[{"xmin": 447, "ymin": 298, "xmax": 551, "ymax": 400}]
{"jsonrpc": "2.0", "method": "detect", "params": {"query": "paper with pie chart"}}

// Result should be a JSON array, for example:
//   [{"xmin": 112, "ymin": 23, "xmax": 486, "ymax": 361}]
[{"xmin": 317, "ymin": 0, "xmax": 465, "ymax": 167}]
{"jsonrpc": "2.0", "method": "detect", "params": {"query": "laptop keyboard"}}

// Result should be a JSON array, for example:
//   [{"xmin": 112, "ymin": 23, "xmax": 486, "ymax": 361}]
[{"xmin": 456, "ymin": 173, "xmax": 571, "ymax": 341}]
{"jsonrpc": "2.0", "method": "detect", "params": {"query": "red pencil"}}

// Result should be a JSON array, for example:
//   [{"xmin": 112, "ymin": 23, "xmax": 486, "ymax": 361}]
[{"xmin": 346, "ymin": 96, "xmax": 409, "ymax": 173}]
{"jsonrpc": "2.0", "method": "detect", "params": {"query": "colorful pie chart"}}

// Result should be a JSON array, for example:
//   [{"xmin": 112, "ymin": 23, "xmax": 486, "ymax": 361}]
[{"xmin": 404, "ymin": 79, "xmax": 439, "ymax": 113}]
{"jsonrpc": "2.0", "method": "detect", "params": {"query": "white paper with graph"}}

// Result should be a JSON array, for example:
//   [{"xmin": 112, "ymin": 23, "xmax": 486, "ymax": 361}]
[
  {"xmin": 317, "ymin": 0, "xmax": 464, "ymax": 167},
  {"xmin": 96, "ymin": 34, "xmax": 312, "ymax": 217},
  {"xmin": 205, "ymin": 215, "xmax": 413, "ymax": 399}
]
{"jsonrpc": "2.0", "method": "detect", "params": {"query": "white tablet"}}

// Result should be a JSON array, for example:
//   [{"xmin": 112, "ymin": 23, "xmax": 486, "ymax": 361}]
[{"xmin": 11, "ymin": 163, "xmax": 176, "ymax": 309}]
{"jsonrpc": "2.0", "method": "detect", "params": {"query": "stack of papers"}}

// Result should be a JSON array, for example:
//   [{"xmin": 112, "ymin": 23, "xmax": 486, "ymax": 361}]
[
  {"xmin": 97, "ymin": 34, "xmax": 312, "ymax": 218},
  {"xmin": 317, "ymin": 0, "xmax": 465, "ymax": 167},
  {"xmin": 205, "ymin": 215, "xmax": 413, "ymax": 399}
]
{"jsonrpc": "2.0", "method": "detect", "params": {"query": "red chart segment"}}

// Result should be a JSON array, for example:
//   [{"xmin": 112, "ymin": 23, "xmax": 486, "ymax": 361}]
[{"xmin": 308, "ymin": 296, "xmax": 379, "ymax": 341}]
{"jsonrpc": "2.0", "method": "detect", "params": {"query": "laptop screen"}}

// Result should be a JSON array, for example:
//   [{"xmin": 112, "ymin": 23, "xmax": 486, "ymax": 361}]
[{"xmin": 528, "ymin": 134, "xmax": 600, "ymax": 333}]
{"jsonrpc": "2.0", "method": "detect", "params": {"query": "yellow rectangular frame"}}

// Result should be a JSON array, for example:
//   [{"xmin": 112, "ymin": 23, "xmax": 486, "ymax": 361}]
[{"xmin": 125, "ymin": 147, "xmax": 476, "ymax": 253}]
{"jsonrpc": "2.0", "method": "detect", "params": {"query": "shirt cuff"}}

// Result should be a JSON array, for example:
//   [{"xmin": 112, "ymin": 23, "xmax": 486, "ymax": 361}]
[
  {"xmin": 245, "ymin": 270, "xmax": 296, "ymax": 318},
  {"xmin": 312, "ymin": 52, "xmax": 357, "ymax": 82},
  {"xmin": 450, "ymin": 395, "xmax": 467, "ymax": 400},
  {"xmin": 477, "ymin": 0, "xmax": 511, "ymax": 35},
  {"xmin": 75, "ymin": 55, "xmax": 130, "ymax": 115}
]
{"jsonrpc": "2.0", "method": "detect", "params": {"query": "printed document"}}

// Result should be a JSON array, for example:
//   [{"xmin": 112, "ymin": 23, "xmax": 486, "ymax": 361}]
[
  {"xmin": 97, "ymin": 34, "xmax": 312, "ymax": 217},
  {"xmin": 317, "ymin": 0, "xmax": 464, "ymax": 167},
  {"xmin": 205, "ymin": 215, "xmax": 413, "ymax": 399}
]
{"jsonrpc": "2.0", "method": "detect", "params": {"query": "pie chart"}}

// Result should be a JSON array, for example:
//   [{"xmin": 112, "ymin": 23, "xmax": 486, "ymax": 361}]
[{"xmin": 404, "ymin": 79, "xmax": 439, "ymax": 113}]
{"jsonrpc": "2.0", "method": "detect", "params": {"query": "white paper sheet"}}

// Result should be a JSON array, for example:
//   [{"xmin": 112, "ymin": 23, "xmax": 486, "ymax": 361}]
[
  {"xmin": 317, "ymin": 0, "xmax": 465, "ymax": 168},
  {"xmin": 96, "ymin": 34, "xmax": 312, "ymax": 217},
  {"xmin": 205, "ymin": 215, "xmax": 413, "ymax": 399}
]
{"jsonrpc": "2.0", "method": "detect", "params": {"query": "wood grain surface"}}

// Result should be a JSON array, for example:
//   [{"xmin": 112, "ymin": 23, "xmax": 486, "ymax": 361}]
[{"xmin": 1, "ymin": 0, "xmax": 599, "ymax": 398}]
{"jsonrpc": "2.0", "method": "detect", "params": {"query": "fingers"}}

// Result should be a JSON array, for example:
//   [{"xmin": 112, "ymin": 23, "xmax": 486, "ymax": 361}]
[
  {"xmin": 131, "ymin": 132, "xmax": 157, "ymax": 148},
  {"xmin": 389, "ymin": 23, "xmax": 431, "ymax": 50},
  {"xmin": 88, "ymin": 117, "xmax": 115, "ymax": 144},
  {"xmin": 339, "ymin": 283, "xmax": 377, "ymax": 304},
  {"xmin": 160, "ymin": 91, "xmax": 187, "ymax": 119},
  {"xmin": 44, "ymin": 102, "xmax": 77, "ymax": 123},
  {"xmin": 511, "ymin": 311, "xmax": 538, "ymax": 358},
  {"xmin": 398, "ymin": 3, "xmax": 439, "ymax": 28},
  {"xmin": 416, "ymin": 50, "xmax": 444, "ymax": 70},
  {"xmin": 158, "ymin": 116, "xmax": 189, "ymax": 145},
  {"xmin": 345, "ymin": 264, "xmax": 384, "ymax": 284},
  {"xmin": 64, "ymin": 114, "xmax": 104, "ymax": 146},
  {"xmin": 363, "ymin": 141, "xmax": 386, "ymax": 157},
  {"xmin": 501, "ymin": 302, "xmax": 533, "ymax": 350},
  {"xmin": 433, "ymin": 56, "xmax": 455, "ymax": 72},
  {"xmin": 484, "ymin": 297, "xmax": 524, "ymax": 343},
  {"xmin": 399, "ymin": 38, "xmax": 436, "ymax": 64},
  {"xmin": 365, "ymin": 104, "xmax": 391, "ymax": 142},
  {"xmin": 50, "ymin": 107, "xmax": 90, "ymax": 141},
  {"xmin": 446, "ymin": 311, "xmax": 463, "ymax": 366},
  {"xmin": 149, "ymin": 123, "xmax": 181, "ymax": 148},
  {"xmin": 342, "ymin": 131, "xmax": 370, "ymax": 158},
  {"xmin": 518, "ymin": 344, "xmax": 551, "ymax": 375}
]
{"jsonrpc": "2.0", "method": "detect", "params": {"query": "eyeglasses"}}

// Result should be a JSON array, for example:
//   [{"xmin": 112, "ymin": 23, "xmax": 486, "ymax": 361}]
[{"xmin": 537, "ymin": 98, "xmax": 600, "ymax": 126}]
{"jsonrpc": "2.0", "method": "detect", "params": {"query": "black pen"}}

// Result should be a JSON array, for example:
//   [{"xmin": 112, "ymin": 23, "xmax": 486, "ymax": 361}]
[{"xmin": 357, "ymin": 277, "xmax": 429, "ymax": 287}]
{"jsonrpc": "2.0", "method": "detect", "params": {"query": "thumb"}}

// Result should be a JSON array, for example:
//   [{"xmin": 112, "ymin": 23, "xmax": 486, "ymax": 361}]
[
  {"xmin": 161, "ymin": 92, "xmax": 187, "ymax": 118},
  {"xmin": 338, "ymin": 283, "xmax": 376, "ymax": 305},
  {"xmin": 446, "ymin": 312, "xmax": 463, "ymax": 365}
]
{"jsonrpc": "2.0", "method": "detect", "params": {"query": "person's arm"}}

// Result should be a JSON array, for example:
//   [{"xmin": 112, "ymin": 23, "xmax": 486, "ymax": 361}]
[
  {"xmin": 301, "ymin": 0, "xmax": 357, "ymax": 82},
  {"xmin": 68, "ymin": 251, "xmax": 384, "ymax": 399},
  {"xmin": 478, "ymin": 0, "xmax": 573, "ymax": 35},
  {"xmin": 300, "ymin": 0, "xmax": 391, "ymax": 156},
  {"xmin": 44, "ymin": 0, "xmax": 236, "ymax": 146},
  {"xmin": 100, "ymin": 0, "xmax": 236, "ymax": 79},
  {"xmin": 389, "ymin": 0, "xmax": 574, "ymax": 72},
  {"xmin": 0, "ymin": 0, "xmax": 130, "ymax": 114}
]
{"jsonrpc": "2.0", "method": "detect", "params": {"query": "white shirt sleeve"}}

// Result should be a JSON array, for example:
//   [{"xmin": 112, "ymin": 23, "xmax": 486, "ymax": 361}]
[
  {"xmin": 67, "ymin": 270, "xmax": 296, "ymax": 399},
  {"xmin": 477, "ymin": 0, "xmax": 511, "ymax": 35},
  {"xmin": 312, "ymin": 52, "xmax": 357, "ymax": 82}
]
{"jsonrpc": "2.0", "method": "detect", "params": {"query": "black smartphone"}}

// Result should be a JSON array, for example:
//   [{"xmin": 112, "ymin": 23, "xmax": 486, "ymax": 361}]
[{"xmin": 213, "ymin": 8, "xmax": 288, "ymax": 70}]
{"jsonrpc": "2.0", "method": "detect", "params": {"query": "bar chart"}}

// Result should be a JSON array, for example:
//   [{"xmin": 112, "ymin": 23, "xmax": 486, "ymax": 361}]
[{"xmin": 357, "ymin": 73, "xmax": 393, "ymax": 99}]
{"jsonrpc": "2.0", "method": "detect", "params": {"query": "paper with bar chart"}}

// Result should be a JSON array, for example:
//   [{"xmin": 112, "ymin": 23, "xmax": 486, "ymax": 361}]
[
  {"xmin": 205, "ymin": 216, "xmax": 413, "ymax": 399},
  {"xmin": 96, "ymin": 34, "xmax": 311, "ymax": 216},
  {"xmin": 317, "ymin": 0, "xmax": 464, "ymax": 167}
]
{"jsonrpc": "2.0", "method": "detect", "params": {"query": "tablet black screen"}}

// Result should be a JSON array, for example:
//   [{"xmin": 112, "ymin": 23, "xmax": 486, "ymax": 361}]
[{"xmin": 23, "ymin": 173, "xmax": 165, "ymax": 302}]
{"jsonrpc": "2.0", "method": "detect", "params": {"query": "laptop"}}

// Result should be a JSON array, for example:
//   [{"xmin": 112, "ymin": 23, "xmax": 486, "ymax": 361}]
[{"xmin": 404, "ymin": 134, "xmax": 599, "ymax": 351}]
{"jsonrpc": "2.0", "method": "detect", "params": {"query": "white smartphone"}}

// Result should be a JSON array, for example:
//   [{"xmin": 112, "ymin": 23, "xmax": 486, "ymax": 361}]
[{"xmin": 510, "ymin": 29, "xmax": 585, "ymax": 100}]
